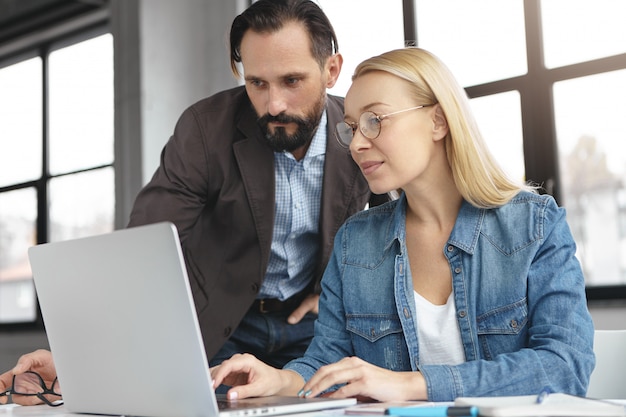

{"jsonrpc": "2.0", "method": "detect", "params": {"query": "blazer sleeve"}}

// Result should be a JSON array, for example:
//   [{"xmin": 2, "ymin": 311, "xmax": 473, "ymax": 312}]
[{"xmin": 128, "ymin": 104, "xmax": 212, "ymax": 243}]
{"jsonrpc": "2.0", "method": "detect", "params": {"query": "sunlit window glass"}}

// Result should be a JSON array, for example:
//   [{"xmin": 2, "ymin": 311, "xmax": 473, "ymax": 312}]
[
  {"xmin": 541, "ymin": 0, "xmax": 626, "ymax": 69},
  {"xmin": 554, "ymin": 70, "xmax": 626, "ymax": 286},
  {"xmin": 415, "ymin": 0, "xmax": 527, "ymax": 87},
  {"xmin": 49, "ymin": 167, "xmax": 114, "ymax": 242},
  {"xmin": 318, "ymin": 0, "xmax": 405, "ymax": 96},
  {"xmin": 48, "ymin": 34, "xmax": 114, "ymax": 175},
  {"xmin": 470, "ymin": 91, "xmax": 526, "ymax": 183},
  {"xmin": 0, "ymin": 58, "xmax": 42, "ymax": 188},
  {"xmin": 0, "ymin": 188, "xmax": 37, "ymax": 324}
]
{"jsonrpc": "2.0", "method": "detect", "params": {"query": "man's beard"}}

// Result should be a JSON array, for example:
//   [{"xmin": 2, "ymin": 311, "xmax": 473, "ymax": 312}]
[{"xmin": 257, "ymin": 98, "xmax": 325, "ymax": 153}]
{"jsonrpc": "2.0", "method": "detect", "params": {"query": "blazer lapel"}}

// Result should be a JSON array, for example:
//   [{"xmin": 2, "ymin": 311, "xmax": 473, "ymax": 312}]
[
  {"xmin": 233, "ymin": 105, "xmax": 275, "ymax": 268},
  {"xmin": 319, "ymin": 96, "xmax": 364, "ymax": 270}
]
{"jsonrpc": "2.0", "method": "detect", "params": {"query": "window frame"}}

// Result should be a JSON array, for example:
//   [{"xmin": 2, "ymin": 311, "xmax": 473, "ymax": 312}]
[
  {"xmin": 0, "ymin": 12, "xmax": 111, "ymax": 330},
  {"xmin": 405, "ymin": 0, "xmax": 626, "ymax": 300}
]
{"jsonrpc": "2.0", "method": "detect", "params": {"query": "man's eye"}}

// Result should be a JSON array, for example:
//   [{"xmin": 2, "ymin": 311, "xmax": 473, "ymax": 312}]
[{"xmin": 286, "ymin": 78, "xmax": 300, "ymax": 85}]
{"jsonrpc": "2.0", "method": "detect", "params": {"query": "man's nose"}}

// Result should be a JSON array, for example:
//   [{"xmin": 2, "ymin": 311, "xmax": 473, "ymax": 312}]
[{"xmin": 267, "ymin": 86, "xmax": 288, "ymax": 116}]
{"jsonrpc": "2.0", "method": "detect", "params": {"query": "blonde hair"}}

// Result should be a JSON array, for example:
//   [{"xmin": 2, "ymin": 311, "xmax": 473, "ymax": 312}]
[{"xmin": 352, "ymin": 47, "xmax": 536, "ymax": 208}]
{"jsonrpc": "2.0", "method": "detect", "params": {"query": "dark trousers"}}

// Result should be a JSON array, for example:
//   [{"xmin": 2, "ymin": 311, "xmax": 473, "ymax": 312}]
[{"xmin": 209, "ymin": 306, "xmax": 317, "ymax": 393}]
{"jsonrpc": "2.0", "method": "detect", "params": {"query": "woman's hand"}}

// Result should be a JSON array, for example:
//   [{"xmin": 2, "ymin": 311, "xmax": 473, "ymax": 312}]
[
  {"xmin": 299, "ymin": 357, "xmax": 427, "ymax": 401},
  {"xmin": 210, "ymin": 353, "xmax": 304, "ymax": 400}
]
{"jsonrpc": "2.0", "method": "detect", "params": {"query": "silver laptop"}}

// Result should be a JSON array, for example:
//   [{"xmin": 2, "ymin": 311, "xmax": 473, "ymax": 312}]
[{"xmin": 28, "ymin": 222, "xmax": 355, "ymax": 417}]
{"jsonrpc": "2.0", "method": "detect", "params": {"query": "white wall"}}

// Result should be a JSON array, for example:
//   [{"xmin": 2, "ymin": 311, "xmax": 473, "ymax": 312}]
[{"xmin": 113, "ymin": 0, "xmax": 242, "ymax": 228}]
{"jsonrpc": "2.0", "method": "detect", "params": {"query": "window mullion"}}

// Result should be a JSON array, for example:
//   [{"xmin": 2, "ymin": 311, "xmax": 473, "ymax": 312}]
[
  {"xmin": 37, "ymin": 46, "xmax": 50, "ymax": 245},
  {"xmin": 521, "ymin": 0, "xmax": 561, "ymax": 203}
]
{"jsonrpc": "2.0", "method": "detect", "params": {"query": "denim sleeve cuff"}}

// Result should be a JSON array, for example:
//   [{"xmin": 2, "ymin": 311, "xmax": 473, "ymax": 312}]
[
  {"xmin": 283, "ymin": 361, "xmax": 315, "ymax": 384},
  {"xmin": 420, "ymin": 365, "xmax": 462, "ymax": 402}
]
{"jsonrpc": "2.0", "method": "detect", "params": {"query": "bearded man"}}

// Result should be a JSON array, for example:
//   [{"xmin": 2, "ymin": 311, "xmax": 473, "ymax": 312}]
[{"xmin": 127, "ymin": 0, "xmax": 387, "ymax": 374}]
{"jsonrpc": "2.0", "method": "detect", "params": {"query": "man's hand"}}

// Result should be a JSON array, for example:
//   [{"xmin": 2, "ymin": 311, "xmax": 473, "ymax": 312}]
[
  {"xmin": 0, "ymin": 349, "xmax": 59, "ymax": 406},
  {"xmin": 287, "ymin": 294, "xmax": 319, "ymax": 324}
]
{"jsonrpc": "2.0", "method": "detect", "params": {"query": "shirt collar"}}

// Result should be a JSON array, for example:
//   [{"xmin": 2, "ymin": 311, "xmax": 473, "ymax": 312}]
[
  {"xmin": 306, "ymin": 110, "xmax": 327, "ymax": 159},
  {"xmin": 388, "ymin": 193, "xmax": 484, "ymax": 255},
  {"xmin": 276, "ymin": 110, "xmax": 327, "ymax": 165}
]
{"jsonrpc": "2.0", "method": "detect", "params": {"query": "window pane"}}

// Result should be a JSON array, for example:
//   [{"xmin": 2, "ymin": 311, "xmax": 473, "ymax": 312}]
[
  {"xmin": 541, "ymin": 0, "xmax": 626, "ymax": 69},
  {"xmin": 0, "ymin": 188, "xmax": 37, "ymax": 323},
  {"xmin": 416, "ymin": 0, "xmax": 527, "ymax": 87},
  {"xmin": 319, "ymin": 0, "xmax": 405, "ymax": 96},
  {"xmin": 554, "ymin": 70, "xmax": 626, "ymax": 286},
  {"xmin": 0, "ymin": 58, "xmax": 42, "ymax": 187},
  {"xmin": 48, "ymin": 34, "xmax": 114, "ymax": 175},
  {"xmin": 49, "ymin": 167, "xmax": 114, "ymax": 242},
  {"xmin": 470, "ymin": 91, "xmax": 526, "ymax": 183}
]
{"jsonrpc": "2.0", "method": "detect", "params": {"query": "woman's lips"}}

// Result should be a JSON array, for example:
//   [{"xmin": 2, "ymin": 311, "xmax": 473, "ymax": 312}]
[{"xmin": 360, "ymin": 161, "xmax": 382, "ymax": 175}]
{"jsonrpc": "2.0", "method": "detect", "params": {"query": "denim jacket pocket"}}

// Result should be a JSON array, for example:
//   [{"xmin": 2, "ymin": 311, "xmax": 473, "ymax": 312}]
[
  {"xmin": 346, "ymin": 314, "xmax": 403, "ymax": 341},
  {"xmin": 346, "ymin": 314, "xmax": 408, "ymax": 370},
  {"xmin": 476, "ymin": 299, "xmax": 528, "ymax": 359},
  {"xmin": 477, "ymin": 298, "xmax": 528, "ymax": 335}
]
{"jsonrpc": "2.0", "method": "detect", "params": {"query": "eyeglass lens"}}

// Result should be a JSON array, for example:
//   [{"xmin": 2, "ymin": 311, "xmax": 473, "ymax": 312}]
[
  {"xmin": 3, "ymin": 371, "xmax": 62, "ymax": 407},
  {"xmin": 335, "ymin": 111, "xmax": 381, "ymax": 148},
  {"xmin": 12, "ymin": 372, "xmax": 53, "ymax": 395},
  {"xmin": 360, "ymin": 112, "xmax": 382, "ymax": 140}
]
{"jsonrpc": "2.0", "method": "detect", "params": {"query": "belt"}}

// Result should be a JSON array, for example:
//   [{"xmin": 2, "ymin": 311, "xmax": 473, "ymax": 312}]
[{"xmin": 251, "ymin": 291, "xmax": 308, "ymax": 314}]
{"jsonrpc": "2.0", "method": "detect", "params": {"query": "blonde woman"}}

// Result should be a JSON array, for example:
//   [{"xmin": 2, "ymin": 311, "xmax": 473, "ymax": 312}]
[{"xmin": 211, "ymin": 47, "xmax": 595, "ymax": 402}]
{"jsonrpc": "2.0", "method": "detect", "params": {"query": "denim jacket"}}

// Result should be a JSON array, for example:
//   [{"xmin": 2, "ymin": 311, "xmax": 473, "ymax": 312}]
[{"xmin": 285, "ymin": 191, "xmax": 595, "ymax": 401}]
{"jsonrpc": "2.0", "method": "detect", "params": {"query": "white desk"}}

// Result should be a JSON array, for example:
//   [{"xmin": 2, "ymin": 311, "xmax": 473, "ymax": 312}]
[
  {"xmin": 3, "ymin": 401, "xmax": 626, "ymax": 417},
  {"xmin": 0, "ymin": 404, "xmax": 352, "ymax": 417},
  {"xmin": 0, "ymin": 404, "xmax": 75, "ymax": 416}
]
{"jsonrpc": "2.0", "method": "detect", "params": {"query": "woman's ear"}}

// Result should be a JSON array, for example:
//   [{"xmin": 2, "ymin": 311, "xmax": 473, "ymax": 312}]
[{"xmin": 432, "ymin": 104, "xmax": 448, "ymax": 142}]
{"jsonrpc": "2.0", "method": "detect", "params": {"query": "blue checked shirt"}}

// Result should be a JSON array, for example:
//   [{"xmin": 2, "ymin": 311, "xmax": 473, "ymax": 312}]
[{"xmin": 259, "ymin": 112, "xmax": 327, "ymax": 301}]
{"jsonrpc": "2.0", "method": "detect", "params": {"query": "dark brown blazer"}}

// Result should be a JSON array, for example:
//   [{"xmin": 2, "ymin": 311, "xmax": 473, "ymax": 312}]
[{"xmin": 128, "ymin": 86, "xmax": 386, "ymax": 359}]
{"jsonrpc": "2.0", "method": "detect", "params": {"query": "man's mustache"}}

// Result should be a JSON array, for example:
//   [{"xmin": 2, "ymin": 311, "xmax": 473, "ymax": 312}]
[{"xmin": 258, "ymin": 113, "xmax": 307, "ymax": 125}]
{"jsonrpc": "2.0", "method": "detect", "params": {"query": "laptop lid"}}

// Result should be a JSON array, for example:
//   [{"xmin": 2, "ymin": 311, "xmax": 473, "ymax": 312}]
[{"xmin": 28, "ymin": 222, "xmax": 355, "ymax": 417}]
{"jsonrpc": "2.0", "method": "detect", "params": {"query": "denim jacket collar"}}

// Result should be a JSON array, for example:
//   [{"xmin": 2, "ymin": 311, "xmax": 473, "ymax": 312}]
[{"xmin": 388, "ymin": 193, "xmax": 484, "ymax": 255}]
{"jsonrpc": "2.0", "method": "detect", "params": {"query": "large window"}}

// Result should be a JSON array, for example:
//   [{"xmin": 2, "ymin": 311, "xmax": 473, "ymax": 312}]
[
  {"xmin": 1, "ymin": 0, "xmax": 624, "ymax": 328},
  {"xmin": 320, "ymin": 0, "xmax": 626, "ymax": 297},
  {"xmin": 414, "ymin": 0, "xmax": 626, "ymax": 296},
  {"xmin": 318, "ymin": 0, "xmax": 406, "ymax": 97},
  {"xmin": 0, "ymin": 30, "xmax": 114, "ymax": 325}
]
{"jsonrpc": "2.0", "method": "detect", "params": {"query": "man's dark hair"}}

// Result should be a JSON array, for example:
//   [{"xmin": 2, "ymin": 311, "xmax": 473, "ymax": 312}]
[{"xmin": 229, "ymin": 0, "xmax": 339, "ymax": 77}]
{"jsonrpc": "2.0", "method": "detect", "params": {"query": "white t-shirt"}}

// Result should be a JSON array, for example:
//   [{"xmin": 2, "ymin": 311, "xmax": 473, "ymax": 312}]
[{"xmin": 414, "ymin": 291, "xmax": 465, "ymax": 365}]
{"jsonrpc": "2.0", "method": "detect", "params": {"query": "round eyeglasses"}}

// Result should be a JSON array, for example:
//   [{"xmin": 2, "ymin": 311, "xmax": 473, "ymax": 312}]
[{"xmin": 335, "ymin": 104, "xmax": 435, "ymax": 148}]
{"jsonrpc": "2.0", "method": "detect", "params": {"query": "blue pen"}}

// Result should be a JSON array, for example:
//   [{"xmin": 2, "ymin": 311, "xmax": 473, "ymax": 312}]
[
  {"xmin": 385, "ymin": 405, "xmax": 478, "ymax": 417},
  {"xmin": 535, "ymin": 386, "xmax": 552, "ymax": 404}
]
